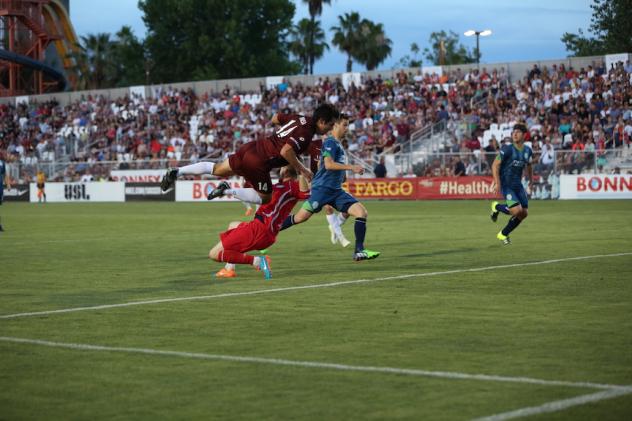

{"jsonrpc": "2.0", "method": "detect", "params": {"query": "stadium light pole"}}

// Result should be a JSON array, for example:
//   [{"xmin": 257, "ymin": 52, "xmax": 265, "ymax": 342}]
[{"xmin": 464, "ymin": 29, "xmax": 492, "ymax": 70}]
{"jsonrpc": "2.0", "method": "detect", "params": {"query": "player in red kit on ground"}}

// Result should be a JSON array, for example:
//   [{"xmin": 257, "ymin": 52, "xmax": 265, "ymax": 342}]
[
  {"xmin": 160, "ymin": 103, "xmax": 338, "ymax": 205},
  {"xmin": 209, "ymin": 166, "xmax": 310, "ymax": 280}
]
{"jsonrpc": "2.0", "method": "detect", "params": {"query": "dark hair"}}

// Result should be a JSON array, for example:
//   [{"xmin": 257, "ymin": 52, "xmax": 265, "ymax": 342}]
[
  {"xmin": 312, "ymin": 103, "xmax": 339, "ymax": 124},
  {"xmin": 337, "ymin": 113, "xmax": 350, "ymax": 121},
  {"xmin": 513, "ymin": 123, "xmax": 528, "ymax": 134}
]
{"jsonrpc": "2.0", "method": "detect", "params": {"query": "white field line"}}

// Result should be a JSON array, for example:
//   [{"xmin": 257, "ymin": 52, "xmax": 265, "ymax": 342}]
[
  {"xmin": 1, "ymin": 252, "xmax": 631, "ymax": 320},
  {"xmin": 1, "ymin": 336, "xmax": 631, "ymax": 393},
  {"xmin": 471, "ymin": 388, "xmax": 632, "ymax": 421}
]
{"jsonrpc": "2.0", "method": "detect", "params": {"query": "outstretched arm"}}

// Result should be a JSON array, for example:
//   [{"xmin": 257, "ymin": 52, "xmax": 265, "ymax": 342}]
[
  {"xmin": 492, "ymin": 158, "xmax": 501, "ymax": 195},
  {"xmin": 281, "ymin": 144, "xmax": 312, "ymax": 181}
]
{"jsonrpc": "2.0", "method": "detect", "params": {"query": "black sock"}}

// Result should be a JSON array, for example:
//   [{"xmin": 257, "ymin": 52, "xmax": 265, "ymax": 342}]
[
  {"xmin": 354, "ymin": 217, "xmax": 367, "ymax": 252},
  {"xmin": 501, "ymin": 216, "xmax": 522, "ymax": 236},
  {"xmin": 280, "ymin": 215, "xmax": 295, "ymax": 231},
  {"xmin": 495, "ymin": 203, "xmax": 511, "ymax": 215}
]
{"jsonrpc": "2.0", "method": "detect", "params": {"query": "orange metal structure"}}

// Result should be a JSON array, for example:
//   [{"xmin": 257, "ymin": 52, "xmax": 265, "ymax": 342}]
[{"xmin": 0, "ymin": 0, "xmax": 76, "ymax": 96}]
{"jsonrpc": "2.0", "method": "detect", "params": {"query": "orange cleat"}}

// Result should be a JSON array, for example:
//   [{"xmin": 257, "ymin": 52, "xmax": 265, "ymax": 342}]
[
  {"xmin": 245, "ymin": 207, "xmax": 254, "ymax": 216},
  {"xmin": 215, "ymin": 268, "xmax": 237, "ymax": 278}
]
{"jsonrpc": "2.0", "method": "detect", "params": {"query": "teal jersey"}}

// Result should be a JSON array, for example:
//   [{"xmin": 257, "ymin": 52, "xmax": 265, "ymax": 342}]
[
  {"xmin": 498, "ymin": 143, "xmax": 532, "ymax": 188},
  {"xmin": 311, "ymin": 136, "xmax": 346, "ymax": 191}
]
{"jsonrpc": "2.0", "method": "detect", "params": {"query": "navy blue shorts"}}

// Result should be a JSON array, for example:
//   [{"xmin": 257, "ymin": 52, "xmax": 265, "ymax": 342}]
[
  {"xmin": 302, "ymin": 188, "xmax": 358, "ymax": 214},
  {"xmin": 0, "ymin": 185, "xmax": 3, "ymax": 205},
  {"xmin": 502, "ymin": 185, "xmax": 528, "ymax": 208}
]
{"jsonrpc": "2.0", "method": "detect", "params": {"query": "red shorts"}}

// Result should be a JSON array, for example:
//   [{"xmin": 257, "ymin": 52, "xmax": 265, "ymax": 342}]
[
  {"xmin": 220, "ymin": 219, "xmax": 276, "ymax": 253},
  {"xmin": 228, "ymin": 142, "xmax": 273, "ymax": 194}
]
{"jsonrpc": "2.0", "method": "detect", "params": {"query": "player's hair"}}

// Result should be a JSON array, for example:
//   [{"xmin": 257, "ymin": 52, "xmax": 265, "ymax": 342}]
[
  {"xmin": 312, "ymin": 103, "xmax": 339, "ymax": 124},
  {"xmin": 513, "ymin": 123, "xmax": 528, "ymax": 133},
  {"xmin": 337, "ymin": 113, "xmax": 350, "ymax": 121},
  {"xmin": 282, "ymin": 166, "xmax": 297, "ymax": 179}
]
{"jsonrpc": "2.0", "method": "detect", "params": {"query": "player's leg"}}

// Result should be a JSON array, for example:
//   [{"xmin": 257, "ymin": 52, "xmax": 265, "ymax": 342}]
[
  {"xmin": 208, "ymin": 153, "xmax": 273, "ymax": 204},
  {"xmin": 490, "ymin": 200, "xmax": 510, "ymax": 222},
  {"xmin": 210, "ymin": 221, "xmax": 273, "ymax": 279},
  {"xmin": 324, "ymin": 205, "xmax": 338, "ymax": 244},
  {"xmin": 214, "ymin": 221, "xmax": 241, "ymax": 278},
  {"xmin": 497, "ymin": 187, "xmax": 528, "ymax": 245},
  {"xmin": 338, "ymin": 194, "xmax": 380, "ymax": 261},
  {"xmin": 280, "ymin": 190, "xmax": 325, "ymax": 231}
]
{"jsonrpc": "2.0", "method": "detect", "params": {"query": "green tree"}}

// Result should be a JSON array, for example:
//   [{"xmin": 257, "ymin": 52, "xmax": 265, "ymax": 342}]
[
  {"xmin": 356, "ymin": 20, "xmax": 392, "ymax": 71},
  {"xmin": 289, "ymin": 19, "xmax": 329, "ymax": 75},
  {"xmin": 423, "ymin": 30, "xmax": 476, "ymax": 65},
  {"xmin": 562, "ymin": 0, "xmax": 632, "ymax": 56},
  {"xmin": 110, "ymin": 26, "xmax": 146, "ymax": 87},
  {"xmin": 302, "ymin": 0, "xmax": 331, "ymax": 74},
  {"xmin": 331, "ymin": 12, "xmax": 362, "ymax": 72},
  {"xmin": 139, "ymin": 0, "xmax": 300, "ymax": 83},
  {"xmin": 394, "ymin": 42, "xmax": 422, "ymax": 69},
  {"xmin": 66, "ymin": 33, "xmax": 114, "ymax": 90}
]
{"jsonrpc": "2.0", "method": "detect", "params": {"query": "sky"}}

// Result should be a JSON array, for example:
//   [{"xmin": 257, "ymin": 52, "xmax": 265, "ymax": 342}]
[{"xmin": 70, "ymin": 0, "xmax": 593, "ymax": 74}]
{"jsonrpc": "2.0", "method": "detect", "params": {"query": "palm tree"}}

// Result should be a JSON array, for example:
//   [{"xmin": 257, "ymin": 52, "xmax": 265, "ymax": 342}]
[
  {"xmin": 66, "ymin": 33, "xmax": 113, "ymax": 89},
  {"xmin": 289, "ymin": 19, "xmax": 329, "ymax": 75},
  {"xmin": 356, "ymin": 21, "xmax": 392, "ymax": 71},
  {"xmin": 302, "ymin": 0, "xmax": 331, "ymax": 74},
  {"xmin": 331, "ymin": 12, "xmax": 362, "ymax": 72}
]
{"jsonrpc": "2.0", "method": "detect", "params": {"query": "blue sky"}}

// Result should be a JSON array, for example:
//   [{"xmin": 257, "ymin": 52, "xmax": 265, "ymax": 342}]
[{"xmin": 70, "ymin": 0, "xmax": 593, "ymax": 74}]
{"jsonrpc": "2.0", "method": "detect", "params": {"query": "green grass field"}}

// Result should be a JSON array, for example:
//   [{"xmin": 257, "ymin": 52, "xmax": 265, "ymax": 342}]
[{"xmin": 1, "ymin": 200, "xmax": 631, "ymax": 420}]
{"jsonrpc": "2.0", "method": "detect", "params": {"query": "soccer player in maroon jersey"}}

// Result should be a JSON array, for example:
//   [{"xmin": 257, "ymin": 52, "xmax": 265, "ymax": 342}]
[
  {"xmin": 160, "ymin": 103, "xmax": 338, "ymax": 204},
  {"xmin": 210, "ymin": 166, "xmax": 310, "ymax": 280}
]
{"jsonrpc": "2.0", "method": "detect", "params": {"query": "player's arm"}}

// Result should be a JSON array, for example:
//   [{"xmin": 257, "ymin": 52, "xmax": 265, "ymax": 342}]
[
  {"xmin": 270, "ymin": 114, "xmax": 280, "ymax": 125},
  {"xmin": 491, "ymin": 157, "xmax": 502, "ymax": 195},
  {"xmin": 323, "ymin": 156, "xmax": 364, "ymax": 175},
  {"xmin": 280, "ymin": 144, "xmax": 312, "ymax": 181},
  {"xmin": 525, "ymin": 162, "xmax": 533, "ymax": 193}
]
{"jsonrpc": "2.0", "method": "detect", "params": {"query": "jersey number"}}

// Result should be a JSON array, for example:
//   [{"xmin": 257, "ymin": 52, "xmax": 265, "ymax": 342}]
[
  {"xmin": 276, "ymin": 120, "xmax": 297, "ymax": 138},
  {"xmin": 258, "ymin": 182, "xmax": 268, "ymax": 191}
]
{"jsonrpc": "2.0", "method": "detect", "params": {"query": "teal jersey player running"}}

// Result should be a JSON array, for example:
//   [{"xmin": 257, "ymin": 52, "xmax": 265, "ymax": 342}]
[
  {"xmin": 311, "ymin": 136, "xmax": 347, "ymax": 191},
  {"xmin": 280, "ymin": 114, "xmax": 380, "ymax": 262},
  {"xmin": 490, "ymin": 123, "xmax": 533, "ymax": 245}
]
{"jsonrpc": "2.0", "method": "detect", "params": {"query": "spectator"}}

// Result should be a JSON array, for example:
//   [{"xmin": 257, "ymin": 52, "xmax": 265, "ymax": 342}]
[{"xmin": 374, "ymin": 156, "xmax": 387, "ymax": 178}]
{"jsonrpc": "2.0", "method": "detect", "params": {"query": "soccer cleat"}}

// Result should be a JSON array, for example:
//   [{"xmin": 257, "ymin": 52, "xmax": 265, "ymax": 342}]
[
  {"xmin": 338, "ymin": 233, "xmax": 351, "ymax": 248},
  {"xmin": 258, "ymin": 255, "xmax": 272, "ymax": 280},
  {"xmin": 328, "ymin": 225, "xmax": 337, "ymax": 244},
  {"xmin": 490, "ymin": 201, "xmax": 499, "ymax": 222},
  {"xmin": 207, "ymin": 181, "xmax": 230, "ymax": 200},
  {"xmin": 160, "ymin": 168, "xmax": 178, "ymax": 191},
  {"xmin": 215, "ymin": 268, "xmax": 237, "ymax": 278},
  {"xmin": 245, "ymin": 207, "xmax": 254, "ymax": 216},
  {"xmin": 497, "ymin": 231, "xmax": 511, "ymax": 245},
  {"xmin": 259, "ymin": 249, "xmax": 268, "ymax": 255},
  {"xmin": 353, "ymin": 249, "xmax": 380, "ymax": 261}
]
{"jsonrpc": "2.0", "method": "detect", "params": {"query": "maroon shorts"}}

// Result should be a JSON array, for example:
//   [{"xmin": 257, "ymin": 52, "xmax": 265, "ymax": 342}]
[
  {"xmin": 228, "ymin": 142, "xmax": 273, "ymax": 194},
  {"xmin": 220, "ymin": 220, "xmax": 276, "ymax": 253}
]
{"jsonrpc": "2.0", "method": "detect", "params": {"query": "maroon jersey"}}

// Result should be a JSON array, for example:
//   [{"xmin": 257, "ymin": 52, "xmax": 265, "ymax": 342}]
[
  {"xmin": 256, "ymin": 179, "xmax": 309, "ymax": 235},
  {"xmin": 307, "ymin": 138, "xmax": 322, "ymax": 173},
  {"xmin": 255, "ymin": 114, "xmax": 317, "ymax": 169}
]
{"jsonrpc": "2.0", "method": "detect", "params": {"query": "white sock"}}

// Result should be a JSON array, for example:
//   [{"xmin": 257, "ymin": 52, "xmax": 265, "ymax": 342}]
[
  {"xmin": 178, "ymin": 161, "xmax": 215, "ymax": 175},
  {"xmin": 224, "ymin": 263, "xmax": 236, "ymax": 271},
  {"xmin": 225, "ymin": 188, "xmax": 263, "ymax": 204},
  {"xmin": 242, "ymin": 202, "xmax": 252, "ymax": 210},
  {"xmin": 326, "ymin": 214, "xmax": 337, "ymax": 228},
  {"xmin": 337, "ymin": 213, "xmax": 348, "ymax": 226},
  {"xmin": 252, "ymin": 256, "xmax": 261, "ymax": 268}
]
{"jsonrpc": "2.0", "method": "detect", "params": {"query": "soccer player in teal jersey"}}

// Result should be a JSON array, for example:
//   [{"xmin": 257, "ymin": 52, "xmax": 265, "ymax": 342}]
[
  {"xmin": 280, "ymin": 114, "xmax": 380, "ymax": 261},
  {"xmin": 490, "ymin": 123, "xmax": 533, "ymax": 245}
]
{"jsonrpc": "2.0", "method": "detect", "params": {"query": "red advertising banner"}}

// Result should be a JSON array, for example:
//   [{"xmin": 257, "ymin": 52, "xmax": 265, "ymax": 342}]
[
  {"xmin": 415, "ymin": 176, "xmax": 497, "ymax": 199},
  {"xmin": 344, "ymin": 176, "xmax": 497, "ymax": 200},
  {"xmin": 343, "ymin": 178, "xmax": 418, "ymax": 200}
]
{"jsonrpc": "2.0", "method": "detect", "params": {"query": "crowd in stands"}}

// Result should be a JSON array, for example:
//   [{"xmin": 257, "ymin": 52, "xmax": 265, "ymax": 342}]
[
  {"xmin": 1, "ymin": 58, "xmax": 631, "ymax": 183},
  {"xmin": 426, "ymin": 59, "xmax": 632, "ymax": 178}
]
